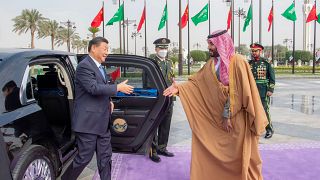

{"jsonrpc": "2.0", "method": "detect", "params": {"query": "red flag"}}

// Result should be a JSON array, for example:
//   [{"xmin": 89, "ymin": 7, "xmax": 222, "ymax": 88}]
[
  {"xmin": 306, "ymin": 4, "xmax": 318, "ymax": 23},
  {"xmin": 110, "ymin": 67, "xmax": 121, "ymax": 81},
  {"xmin": 137, "ymin": 6, "xmax": 146, "ymax": 32},
  {"xmin": 227, "ymin": 6, "xmax": 232, "ymax": 30},
  {"xmin": 181, "ymin": 4, "xmax": 189, "ymax": 29},
  {"xmin": 268, "ymin": 6, "xmax": 273, "ymax": 32},
  {"xmin": 91, "ymin": 7, "xmax": 104, "ymax": 28}
]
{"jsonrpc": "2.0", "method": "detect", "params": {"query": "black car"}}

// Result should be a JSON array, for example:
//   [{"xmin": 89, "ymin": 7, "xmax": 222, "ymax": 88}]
[{"xmin": 0, "ymin": 49, "xmax": 172, "ymax": 180}]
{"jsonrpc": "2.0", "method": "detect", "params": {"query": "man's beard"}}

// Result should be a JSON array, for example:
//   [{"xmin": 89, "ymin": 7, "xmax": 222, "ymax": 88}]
[
  {"xmin": 252, "ymin": 54, "xmax": 260, "ymax": 59},
  {"xmin": 209, "ymin": 49, "xmax": 220, "ymax": 57}
]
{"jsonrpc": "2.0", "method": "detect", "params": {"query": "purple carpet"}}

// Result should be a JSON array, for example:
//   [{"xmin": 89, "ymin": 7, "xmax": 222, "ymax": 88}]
[{"xmin": 93, "ymin": 143, "xmax": 320, "ymax": 180}]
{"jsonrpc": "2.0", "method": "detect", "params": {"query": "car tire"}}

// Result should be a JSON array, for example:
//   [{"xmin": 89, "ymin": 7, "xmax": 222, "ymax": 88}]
[{"xmin": 12, "ymin": 145, "xmax": 55, "ymax": 180}]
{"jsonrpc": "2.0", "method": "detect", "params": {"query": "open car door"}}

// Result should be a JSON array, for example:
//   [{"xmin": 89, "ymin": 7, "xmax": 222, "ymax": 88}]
[{"xmin": 77, "ymin": 54, "xmax": 172, "ymax": 154}]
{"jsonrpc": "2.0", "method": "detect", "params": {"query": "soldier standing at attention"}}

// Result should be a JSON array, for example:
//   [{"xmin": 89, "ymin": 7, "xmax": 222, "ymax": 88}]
[
  {"xmin": 249, "ymin": 43, "xmax": 275, "ymax": 139},
  {"xmin": 150, "ymin": 38, "xmax": 175, "ymax": 162}
]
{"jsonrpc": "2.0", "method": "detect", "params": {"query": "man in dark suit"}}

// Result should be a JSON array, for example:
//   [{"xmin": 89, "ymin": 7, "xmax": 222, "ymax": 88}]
[{"xmin": 62, "ymin": 37, "xmax": 133, "ymax": 180}]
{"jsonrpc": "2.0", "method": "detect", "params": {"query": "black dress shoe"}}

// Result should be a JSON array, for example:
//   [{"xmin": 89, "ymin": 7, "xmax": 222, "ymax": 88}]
[
  {"xmin": 264, "ymin": 130, "xmax": 274, "ymax": 139},
  {"xmin": 149, "ymin": 153, "xmax": 161, "ymax": 163},
  {"xmin": 157, "ymin": 149, "xmax": 174, "ymax": 157}
]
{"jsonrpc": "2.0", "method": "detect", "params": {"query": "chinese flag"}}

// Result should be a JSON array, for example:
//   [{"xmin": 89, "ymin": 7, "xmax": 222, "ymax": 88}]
[
  {"xmin": 306, "ymin": 4, "xmax": 318, "ymax": 23},
  {"xmin": 137, "ymin": 6, "xmax": 146, "ymax": 32},
  {"xmin": 110, "ymin": 67, "xmax": 121, "ymax": 81},
  {"xmin": 181, "ymin": 4, "xmax": 189, "ymax": 29},
  {"xmin": 268, "ymin": 7, "xmax": 273, "ymax": 32},
  {"xmin": 227, "ymin": 6, "xmax": 232, "ymax": 30},
  {"xmin": 91, "ymin": 7, "xmax": 104, "ymax": 28}
]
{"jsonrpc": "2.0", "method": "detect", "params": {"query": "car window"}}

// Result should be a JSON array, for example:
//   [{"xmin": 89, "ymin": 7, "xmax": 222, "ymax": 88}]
[
  {"xmin": 105, "ymin": 65, "xmax": 157, "ymax": 97},
  {"xmin": 68, "ymin": 55, "xmax": 78, "ymax": 70},
  {"xmin": 24, "ymin": 63, "xmax": 73, "ymax": 102}
]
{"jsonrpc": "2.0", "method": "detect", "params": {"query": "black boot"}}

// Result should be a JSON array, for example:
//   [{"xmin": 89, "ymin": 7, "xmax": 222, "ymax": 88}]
[
  {"xmin": 264, "ymin": 130, "xmax": 274, "ymax": 139},
  {"xmin": 149, "ymin": 149, "xmax": 161, "ymax": 163},
  {"xmin": 157, "ymin": 149, "xmax": 174, "ymax": 157}
]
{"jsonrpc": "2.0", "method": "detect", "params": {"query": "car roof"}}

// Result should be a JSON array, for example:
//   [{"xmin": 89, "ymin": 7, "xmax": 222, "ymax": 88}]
[{"xmin": 0, "ymin": 48, "xmax": 74, "ymax": 63}]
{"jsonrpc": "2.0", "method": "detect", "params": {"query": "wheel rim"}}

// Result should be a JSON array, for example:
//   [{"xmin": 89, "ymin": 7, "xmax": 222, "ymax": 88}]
[{"xmin": 22, "ymin": 159, "xmax": 52, "ymax": 180}]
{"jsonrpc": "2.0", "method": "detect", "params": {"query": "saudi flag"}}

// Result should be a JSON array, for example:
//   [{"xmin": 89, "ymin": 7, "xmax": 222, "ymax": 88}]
[
  {"xmin": 318, "ymin": 13, "xmax": 320, "ymax": 24},
  {"xmin": 281, "ymin": 3, "xmax": 297, "ymax": 21},
  {"xmin": 191, "ymin": 3, "xmax": 208, "ymax": 26},
  {"xmin": 107, "ymin": 3, "xmax": 124, "ymax": 26},
  {"xmin": 158, "ymin": 4, "xmax": 168, "ymax": 31},
  {"xmin": 243, "ymin": 4, "xmax": 252, "ymax": 32}
]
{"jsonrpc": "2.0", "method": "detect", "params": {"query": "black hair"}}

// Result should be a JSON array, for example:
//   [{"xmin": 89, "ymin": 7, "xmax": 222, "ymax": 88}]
[{"xmin": 88, "ymin": 37, "xmax": 109, "ymax": 52}]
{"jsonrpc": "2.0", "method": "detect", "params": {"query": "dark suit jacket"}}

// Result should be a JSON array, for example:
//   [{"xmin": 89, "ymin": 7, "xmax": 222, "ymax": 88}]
[{"xmin": 72, "ymin": 55, "xmax": 117, "ymax": 135}]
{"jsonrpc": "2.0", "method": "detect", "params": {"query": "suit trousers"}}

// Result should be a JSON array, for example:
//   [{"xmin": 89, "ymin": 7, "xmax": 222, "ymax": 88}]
[{"xmin": 62, "ymin": 131, "xmax": 112, "ymax": 180}]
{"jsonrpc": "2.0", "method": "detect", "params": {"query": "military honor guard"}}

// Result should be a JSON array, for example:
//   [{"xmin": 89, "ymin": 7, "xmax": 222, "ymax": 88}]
[
  {"xmin": 249, "ymin": 43, "xmax": 275, "ymax": 139},
  {"xmin": 150, "ymin": 38, "xmax": 175, "ymax": 162}
]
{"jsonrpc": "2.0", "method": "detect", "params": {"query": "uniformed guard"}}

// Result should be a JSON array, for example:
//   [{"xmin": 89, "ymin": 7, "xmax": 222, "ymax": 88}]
[
  {"xmin": 150, "ymin": 37, "xmax": 175, "ymax": 162},
  {"xmin": 249, "ymin": 43, "xmax": 275, "ymax": 139}
]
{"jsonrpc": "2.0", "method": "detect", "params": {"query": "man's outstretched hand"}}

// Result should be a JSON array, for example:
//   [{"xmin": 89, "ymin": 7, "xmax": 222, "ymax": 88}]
[
  {"xmin": 163, "ymin": 80, "xmax": 179, "ymax": 97},
  {"xmin": 117, "ymin": 79, "xmax": 134, "ymax": 94}
]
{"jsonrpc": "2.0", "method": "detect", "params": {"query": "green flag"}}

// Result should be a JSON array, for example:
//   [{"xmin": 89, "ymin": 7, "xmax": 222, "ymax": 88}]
[
  {"xmin": 158, "ymin": 4, "xmax": 168, "ymax": 31},
  {"xmin": 191, "ymin": 3, "xmax": 208, "ymax": 26},
  {"xmin": 107, "ymin": 3, "xmax": 124, "ymax": 26},
  {"xmin": 243, "ymin": 4, "xmax": 252, "ymax": 32},
  {"xmin": 317, "ymin": 13, "xmax": 320, "ymax": 24},
  {"xmin": 281, "ymin": 3, "xmax": 297, "ymax": 21}
]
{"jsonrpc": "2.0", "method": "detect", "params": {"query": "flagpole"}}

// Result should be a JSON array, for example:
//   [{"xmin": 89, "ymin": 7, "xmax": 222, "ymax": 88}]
[
  {"xmin": 178, "ymin": 0, "xmax": 183, "ymax": 76},
  {"xmin": 166, "ymin": 0, "xmax": 168, "ymax": 39},
  {"xmin": 259, "ymin": 0, "xmax": 262, "ymax": 44},
  {"xmin": 272, "ymin": 0, "xmax": 274, "ymax": 63},
  {"xmin": 144, "ymin": 0, "xmax": 147, "ymax": 57},
  {"xmin": 209, "ymin": 0, "xmax": 211, "ymax": 34},
  {"xmin": 102, "ymin": 1, "xmax": 105, "ymax": 37},
  {"xmin": 312, "ymin": 0, "xmax": 316, "ymax": 74},
  {"xmin": 123, "ymin": 0, "xmax": 126, "ymax": 54},
  {"xmin": 127, "ymin": 17, "xmax": 129, "ymax": 54},
  {"xmin": 251, "ymin": 0, "xmax": 253, "ymax": 44},
  {"xmin": 238, "ymin": 8, "xmax": 241, "ymax": 50},
  {"xmin": 188, "ymin": 0, "xmax": 190, "ymax": 75},
  {"xmin": 119, "ymin": 0, "xmax": 122, "ymax": 54},
  {"xmin": 292, "ymin": 0, "xmax": 296, "ymax": 74},
  {"xmin": 232, "ymin": 0, "xmax": 235, "ymax": 42}
]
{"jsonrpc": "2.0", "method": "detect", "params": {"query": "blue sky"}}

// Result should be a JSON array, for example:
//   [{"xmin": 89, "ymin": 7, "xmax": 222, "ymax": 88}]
[{"xmin": 0, "ymin": 0, "xmax": 319, "ymax": 55}]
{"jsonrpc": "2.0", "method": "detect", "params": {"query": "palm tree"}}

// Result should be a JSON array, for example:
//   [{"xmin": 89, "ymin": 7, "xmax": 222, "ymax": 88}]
[
  {"xmin": 12, "ymin": 9, "xmax": 46, "ymax": 48},
  {"xmin": 82, "ymin": 40, "xmax": 89, "ymax": 53},
  {"xmin": 71, "ymin": 37, "xmax": 81, "ymax": 53},
  {"xmin": 55, "ymin": 27, "xmax": 79, "ymax": 51},
  {"xmin": 88, "ymin": 27, "xmax": 100, "ymax": 38},
  {"xmin": 38, "ymin": 20, "xmax": 59, "ymax": 50}
]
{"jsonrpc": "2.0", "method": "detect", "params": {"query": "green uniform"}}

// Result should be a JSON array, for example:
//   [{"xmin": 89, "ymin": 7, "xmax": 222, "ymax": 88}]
[
  {"xmin": 151, "ymin": 56, "xmax": 175, "ymax": 153},
  {"xmin": 155, "ymin": 56, "xmax": 175, "ymax": 85},
  {"xmin": 249, "ymin": 57, "xmax": 275, "ymax": 132}
]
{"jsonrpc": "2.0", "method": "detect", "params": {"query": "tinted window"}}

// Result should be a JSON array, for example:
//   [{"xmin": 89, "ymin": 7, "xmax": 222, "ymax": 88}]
[{"xmin": 105, "ymin": 65, "xmax": 157, "ymax": 97}]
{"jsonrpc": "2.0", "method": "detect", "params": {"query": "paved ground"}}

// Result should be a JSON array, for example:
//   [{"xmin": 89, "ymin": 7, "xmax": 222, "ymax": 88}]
[{"xmin": 77, "ymin": 78, "xmax": 320, "ymax": 180}]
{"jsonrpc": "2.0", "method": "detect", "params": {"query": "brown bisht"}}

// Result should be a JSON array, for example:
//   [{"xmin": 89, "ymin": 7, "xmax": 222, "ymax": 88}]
[{"xmin": 177, "ymin": 54, "xmax": 268, "ymax": 180}]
